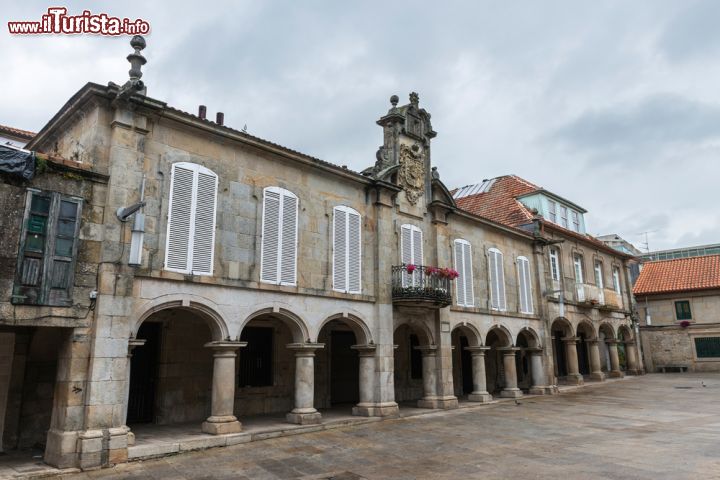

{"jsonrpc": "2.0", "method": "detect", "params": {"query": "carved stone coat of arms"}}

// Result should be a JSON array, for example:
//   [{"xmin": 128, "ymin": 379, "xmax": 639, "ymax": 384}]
[{"xmin": 398, "ymin": 143, "xmax": 425, "ymax": 205}]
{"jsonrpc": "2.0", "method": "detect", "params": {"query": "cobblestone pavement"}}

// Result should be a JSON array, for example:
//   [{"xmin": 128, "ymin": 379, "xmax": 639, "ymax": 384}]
[{"xmin": 61, "ymin": 374, "xmax": 720, "ymax": 480}]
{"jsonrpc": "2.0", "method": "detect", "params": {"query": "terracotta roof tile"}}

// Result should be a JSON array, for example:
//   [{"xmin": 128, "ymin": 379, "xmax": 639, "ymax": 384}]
[
  {"xmin": 634, "ymin": 255, "xmax": 720, "ymax": 295},
  {"xmin": 454, "ymin": 175, "xmax": 539, "ymax": 227},
  {"xmin": 0, "ymin": 124, "xmax": 35, "ymax": 140}
]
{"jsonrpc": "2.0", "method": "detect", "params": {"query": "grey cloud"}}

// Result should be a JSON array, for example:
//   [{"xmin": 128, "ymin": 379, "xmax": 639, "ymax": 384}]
[
  {"xmin": 549, "ymin": 94, "xmax": 720, "ymax": 156},
  {"xmin": 658, "ymin": 0, "xmax": 720, "ymax": 62}
]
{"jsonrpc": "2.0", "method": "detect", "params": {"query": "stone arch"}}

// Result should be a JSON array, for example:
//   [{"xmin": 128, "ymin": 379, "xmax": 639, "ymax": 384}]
[
  {"xmin": 485, "ymin": 324, "xmax": 513, "ymax": 347},
  {"xmin": 315, "ymin": 312, "xmax": 372, "ymax": 345},
  {"xmin": 576, "ymin": 320, "xmax": 597, "ymax": 340},
  {"xmin": 516, "ymin": 327, "xmax": 541, "ymax": 348},
  {"xmin": 131, "ymin": 295, "xmax": 230, "ymax": 341},
  {"xmin": 598, "ymin": 322, "xmax": 615, "ymax": 339},
  {"xmin": 239, "ymin": 307, "xmax": 310, "ymax": 343},
  {"xmin": 618, "ymin": 324, "xmax": 634, "ymax": 341},
  {"xmin": 394, "ymin": 319, "xmax": 435, "ymax": 346},
  {"xmin": 550, "ymin": 317, "xmax": 573, "ymax": 337},
  {"xmin": 451, "ymin": 322, "xmax": 482, "ymax": 347}
]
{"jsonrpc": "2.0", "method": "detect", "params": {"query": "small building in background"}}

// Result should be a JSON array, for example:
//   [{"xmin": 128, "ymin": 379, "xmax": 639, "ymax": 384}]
[
  {"xmin": 0, "ymin": 124, "xmax": 35, "ymax": 148},
  {"xmin": 634, "ymin": 255, "xmax": 720, "ymax": 372}
]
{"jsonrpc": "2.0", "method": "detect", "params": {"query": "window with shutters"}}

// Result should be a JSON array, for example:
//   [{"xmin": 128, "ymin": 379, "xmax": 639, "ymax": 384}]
[
  {"xmin": 675, "ymin": 300, "xmax": 692, "ymax": 320},
  {"xmin": 400, "ymin": 224, "xmax": 423, "ymax": 287},
  {"xmin": 454, "ymin": 239, "xmax": 474, "ymax": 307},
  {"xmin": 548, "ymin": 201, "xmax": 557, "ymax": 223},
  {"xmin": 164, "ymin": 162, "xmax": 218, "ymax": 276},
  {"xmin": 549, "ymin": 248, "xmax": 561, "ymax": 281},
  {"xmin": 260, "ymin": 186, "xmax": 298, "ymax": 286},
  {"xmin": 612, "ymin": 266, "xmax": 621, "ymax": 294},
  {"xmin": 333, "ymin": 206, "xmax": 362, "ymax": 294},
  {"xmin": 594, "ymin": 261, "xmax": 604, "ymax": 289},
  {"xmin": 488, "ymin": 248, "xmax": 506, "ymax": 311},
  {"xmin": 517, "ymin": 256, "xmax": 533, "ymax": 314},
  {"xmin": 573, "ymin": 253, "xmax": 584, "ymax": 284},
  {"xmin": 559, "ymin": 206, "xmax": 568, "ymax": 228},
  {"xmin": 13, "ymin": 190, "xmax": 82, "ymax": 306}
]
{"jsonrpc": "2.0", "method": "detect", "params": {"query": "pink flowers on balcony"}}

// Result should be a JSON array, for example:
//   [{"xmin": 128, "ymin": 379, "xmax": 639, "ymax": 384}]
[{"xmin": 404, "ymin": 264, "xmax": 459, "ymax": 280}]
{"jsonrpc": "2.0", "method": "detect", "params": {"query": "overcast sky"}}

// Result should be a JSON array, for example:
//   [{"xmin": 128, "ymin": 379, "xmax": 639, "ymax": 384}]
[{"xmin": 2, "ymin": 1, "xmax": 719, "ymax": 252}]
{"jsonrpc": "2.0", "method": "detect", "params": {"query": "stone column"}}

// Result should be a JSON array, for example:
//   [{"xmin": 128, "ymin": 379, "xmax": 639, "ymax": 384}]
[
  {"xmin": 123, "ymin": 338, "xmax": 146, "ymax": 445},
  {"xmin": 286, "ymin": 343, "xmax": 324, "ymax": 424},
  {"xmin": 201, "ymin": 341, "xmax": 246, "ymax": 434},
  {"xmin": 587, "ymin": 340, "xmax": 605, "ymax": 381},
  {"xmin": 607, "ymin": 340, "xmax": 624, "ymax": 378},
  {"xmin": 625, "ymin": 341, "xmax": 639, "ymax": 375},
  {"xmin": 416, "ymin": 345, "xmax": 439, "ymax": 408},
  {"xmin": 465, "ymin": 346, "xmax": 492, "ymax": 402},
  {"xmin": 499, "ymin": 347, "xmax": 522, "ymax": 398},
  {"xmin": 562, "ymin": 337, "xmax": 584, "ymax": 385},
  {"xmin": 351, "ymin": 345, "xmax": 379, "ymax": 416},
  {"xmin": 527, "ymin": 348, "xmax": 551, "ymax": 395}
]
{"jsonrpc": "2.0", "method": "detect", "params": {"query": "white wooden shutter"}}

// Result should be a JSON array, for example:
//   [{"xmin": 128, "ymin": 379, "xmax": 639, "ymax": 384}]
[
  {"xmin": 454, "ymin": 239, "xmax": 474, "ymax": 307},
  {"xmin": 260, "ymin": 189, "xmax": 281, "ymax": 283},
  {"xmin": 462, "ymin": 241, "xmax": 474, "ymax": 307},
  {"xmin": 165, "ymin": 163, "xmax": 217, "ymax": 275},
  {"xmin": 400, "ymin": 224, "xmax": 422, "ymax": 287},
  {"xmin": 191, "ymin": 170, "xmax": 218, "ymax": 275},
  {"xmin": 517, "ymin": 256, "xmax": 532, "ymax": 314},
  {"xmin": 280, "ymin": 193, "xmax": 298, "ymax": 285},
  {"xmin": 454, "ymin": 240, "xmax": 466, "ymax": 306},
  {"xmin": 333, "ymin": 207, "xmax": 347, "ymax": 292},
  {"xmin": 261, "ymin": 187, "xmax": 298, "ymax": 285},
  {"xmin": 488, "ymin": 248, "xmax": 506, "ymax": 311},
  {"xmin": 347, "ymin": 209, "xmax": 362, "ymax": 294}
]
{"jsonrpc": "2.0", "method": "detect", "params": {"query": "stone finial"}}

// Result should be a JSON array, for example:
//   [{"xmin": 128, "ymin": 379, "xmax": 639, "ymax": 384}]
[
  {"xmin": 409, "ymin": 91, "xmax": 419, "ymax": 107},
  {"xmin": 390, "ymin": 95, "xmax": 399, "ymax": 107},
  {"xmin": 127, "ymin": 35, "xmax": 147, "ymax": 81}
]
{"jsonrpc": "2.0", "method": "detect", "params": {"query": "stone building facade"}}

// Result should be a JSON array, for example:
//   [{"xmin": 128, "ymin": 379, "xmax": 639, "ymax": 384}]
[
  {"xmin": 635, "ymin": 255, "xmax": 720, "ymax": 372},
  {"xmin": 0, "ymin": 38, "xmax": 638, "ymax": 470}
]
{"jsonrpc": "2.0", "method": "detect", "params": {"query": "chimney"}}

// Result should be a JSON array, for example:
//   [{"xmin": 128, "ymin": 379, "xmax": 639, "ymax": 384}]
[
  {"xmin": 198, "ymin": 105, "xmax": 207, "ymax": 119},
  {"xmin": 216, "ymin": 112, "xmax": 224, "ymax": 126}
]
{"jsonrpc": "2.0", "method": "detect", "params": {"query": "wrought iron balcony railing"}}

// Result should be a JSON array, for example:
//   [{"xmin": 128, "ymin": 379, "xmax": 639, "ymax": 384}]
[{"xmin": 391, "ymin": 265, "xmax": 452, "ymax": 308}]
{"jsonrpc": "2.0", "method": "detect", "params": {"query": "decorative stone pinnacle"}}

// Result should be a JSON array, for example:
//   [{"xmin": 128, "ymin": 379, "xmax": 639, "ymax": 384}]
[
  {"xmin": 409, "ymin": 91, "xmax": 419, "ymax": 106},
  {"xmin": 390, "ymin": 95, "xmax": 399, "ymax": 107},
  {"xmin": 127, "ymin": 35, "xmax": 147, "ymax": 81}
]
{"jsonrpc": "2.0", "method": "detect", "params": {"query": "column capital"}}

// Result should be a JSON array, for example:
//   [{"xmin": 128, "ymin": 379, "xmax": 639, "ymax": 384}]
[
  {"xmin": 498, "ymin": 346, "xmax": 521, "ymax": 354},
  {"xmin": 351, "ymin": 344, "xmax": 377, "ymax": 356},
  {"xmin": 525, "ymin": 347, "xmax": 543, "ymax": 355},
  {"xmin": 562, "ymin": 336, "xmax": 580, "ymax": 344},
  {"xmin": 287, "ymin": 342, "xmax": 324, "ymax": 356},
  {"xmin": 128, "ymin": 338, "xmax": 146, "ymax": 353},
  {"xmin": 585, "ymin": 339, "xmax": 600, "ymax": 345},
  {"xmin": 204, "ymin": 341, "xmax": 247, "ymax": 352},
  {"xmin": 413, "ymin": 345, "xmax": 438, "ymax": 355},
  {"xmin": 464, "ymin": 346, "xmax": 491, "ymax": 354},
  {"xmin": 605, "ymin": 339, "xmax": 621, "ymax": 345}
]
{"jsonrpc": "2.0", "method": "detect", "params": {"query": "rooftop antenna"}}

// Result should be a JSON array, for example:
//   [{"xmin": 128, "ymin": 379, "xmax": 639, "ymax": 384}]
[{"xmin": 637, "ymin": 230, "xmax": 658, "ymax": 254}]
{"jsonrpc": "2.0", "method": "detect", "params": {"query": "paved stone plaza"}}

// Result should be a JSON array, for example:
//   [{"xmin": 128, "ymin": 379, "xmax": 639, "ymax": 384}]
[{"xmin": 50, "ymin": 374, "xmax": 720, "ymax": 480}]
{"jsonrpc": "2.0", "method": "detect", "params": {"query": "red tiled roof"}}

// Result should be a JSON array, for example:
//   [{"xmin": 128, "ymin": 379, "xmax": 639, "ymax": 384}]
[
  {"xmin": 454, "ymin": 175, "xmax": 539, "ymax": 227},
  {"xmin": 0, "ymin": 124, "xmax": 35, "ymax": 140},
  {"xmin": 453, "ymin": 174, "xmax": 635, "ymax": 258},
  {"xmin": 634, "ymin": 255, "xmax": 720, "ymax": 295}
]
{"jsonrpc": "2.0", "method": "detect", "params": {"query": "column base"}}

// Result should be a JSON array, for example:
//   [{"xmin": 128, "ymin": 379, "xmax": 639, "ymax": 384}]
[
  {"xmin": 528, "ymin": 386, "xmax": 554, "ymax": 395},
  {"xmin": 78, "ymin": 429, "xmax": 104, "ymax": 470},
  {"xmin": 108, "ymin": 427, "xmax": 129, "ymax": 465},
  {"xmin": 500, "ymin": 388, "xmax": 523, "ymax": 399},
  {"xmin": 44, "ymin": 429, "xmax": 79, "ymax": 469},
  {"xmin": 589, "ymin": 372, "xmax": 605, "ymax": 381},
  {"xmin": 202, "ymin": 415, "xmax": 243, "ymax": 434},
  {"xmin": 352, "ymin": 402, "xmax": 399, "ymax": 417},
  {"xmin": 626, "ymin": 369, "xmax": 641, "ymax": 376},
  {"xmin": 609, "ymin": 370, "xmax": 624, "ymax": 378},
  {"xmin": 417, "ymin": 396, "xmax": 458, "ymax": 409},
  {"xmin": 286, "ymin": 409, "xmax": 322, "ymax": 425},
  {"xmin": 467, "ymin": 392, "xmax": 493, "ymax": 403},
  {"xmin": 563, "ymin": 374, "xmax": 585, "ymax": 385}
]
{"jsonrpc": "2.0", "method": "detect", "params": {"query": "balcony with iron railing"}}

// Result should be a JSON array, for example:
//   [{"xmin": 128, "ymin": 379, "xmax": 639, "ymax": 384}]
[{"xmin": 391, "ymin": 265, "xmax": 453, "ymax": 308}]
